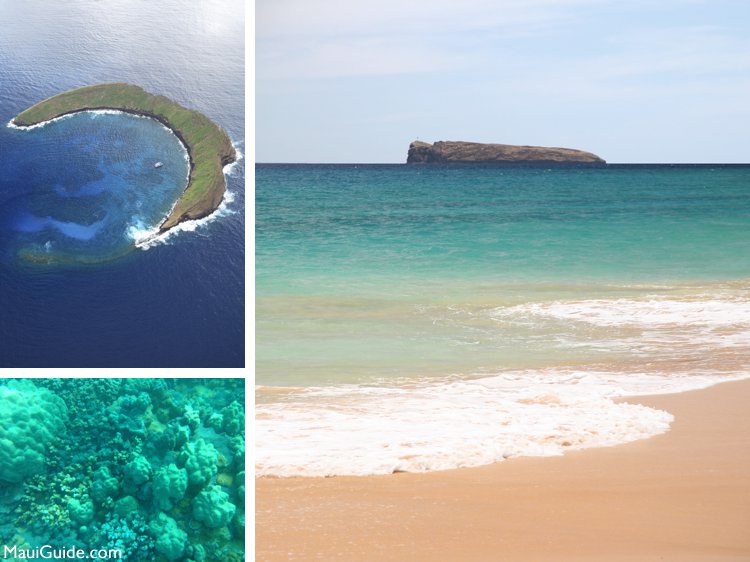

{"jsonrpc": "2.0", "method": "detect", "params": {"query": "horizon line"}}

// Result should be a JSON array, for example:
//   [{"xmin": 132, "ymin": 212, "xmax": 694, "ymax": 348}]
[{"xmin": 255, "ymin": 161, "xmax": 750, "ymax": 166}]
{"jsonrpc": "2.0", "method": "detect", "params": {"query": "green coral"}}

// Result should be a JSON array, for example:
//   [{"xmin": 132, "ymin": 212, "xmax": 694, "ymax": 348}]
[
  {"xmin": 178, "ymin": 438, "xmax": 218, "ymax": 489},
  {"xmin": 153, "ymin": 463, "xmax": 188, "ymax": 511},
  {"xmin": 207, "ymin": 401, "xmax": 244, "ymax": 437},
  {"xmin": 114, "ymin": 495, "xmax": 139, "ymax": 517},
  {"xmin": 91, "ymin": 466, "xmax": 120, "ymax": 504},
  {"xmin": 192, "ymin": 485, "xmax": 236, "ymax": 528},
  {"xmin": 0, "ymin": 380, "xmax": 68, "ymax": 483},
  {"xmin": 149, "ymin": 512, "xmax": 187, "ymax": 561},
  {"xmin": 1, "ymin": 379, "xmax": 243, "ymax": 562},
  {"xmin": 124, "ymin": 455, "xmax": 152, "ymax": 487},
  {"xmin": 68, "ymin": 497, "xmax": 95, "ymax": 524},
  {"xmin": 235, "ymin": 471, "xmax": 244, "ymax": 504}
]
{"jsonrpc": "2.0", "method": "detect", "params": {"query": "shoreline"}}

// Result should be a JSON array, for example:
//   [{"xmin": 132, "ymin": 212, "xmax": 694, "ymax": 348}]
[
  {"xmin": 256, "ymin": 378, "xmax": 750, "ymax": 561},
  {"xmin": 255, "ymin": 370, "xmax": 747, "ymax": 478},
  {"xmin": 10, "ymin": 83, "xmax": 236, "ymax": 235}
]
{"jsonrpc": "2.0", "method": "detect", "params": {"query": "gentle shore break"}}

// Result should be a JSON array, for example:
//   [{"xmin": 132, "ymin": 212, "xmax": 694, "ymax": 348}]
[{"xmin": 12, "ymin": 83, "xmax": 236, "ymax": 233}]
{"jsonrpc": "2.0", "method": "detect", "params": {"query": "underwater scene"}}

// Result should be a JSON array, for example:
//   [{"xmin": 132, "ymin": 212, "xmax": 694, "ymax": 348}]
[{"xmin": 0, "ymin": 378, "xmax": 244, "ymax": 561}]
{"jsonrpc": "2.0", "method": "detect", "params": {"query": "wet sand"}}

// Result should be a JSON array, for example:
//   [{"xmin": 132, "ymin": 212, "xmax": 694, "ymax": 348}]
[{"xmin": 256, "ymin": 379, "xmax": 750, "ymax": 561}]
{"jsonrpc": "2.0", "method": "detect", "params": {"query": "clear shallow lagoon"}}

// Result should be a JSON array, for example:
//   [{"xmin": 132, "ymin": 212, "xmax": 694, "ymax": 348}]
[
  {"xmin": 0, "ymin": 0, "xmax": 244, "ymax": 367},
  {"xmin": 256, "ymin": 164, "xmax": 750, "ymax": 476}
]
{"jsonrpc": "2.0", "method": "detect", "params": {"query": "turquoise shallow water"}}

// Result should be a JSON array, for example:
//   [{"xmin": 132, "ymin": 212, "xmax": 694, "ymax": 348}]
[{"xmin": 256, "ymin": 164, "xmax": 750, "ymax": 386}]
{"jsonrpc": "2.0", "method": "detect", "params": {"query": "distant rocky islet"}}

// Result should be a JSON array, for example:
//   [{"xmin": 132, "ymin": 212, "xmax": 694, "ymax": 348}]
[{"xmin": 407, "ymin": 140, "xmax": 605, "ymax": 165}]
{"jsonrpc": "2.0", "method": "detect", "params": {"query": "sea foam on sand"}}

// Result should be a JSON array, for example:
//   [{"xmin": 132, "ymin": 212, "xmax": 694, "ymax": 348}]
[{"xmin": 255, "ymin": 368, "xmax": 748, "ymax": 477}]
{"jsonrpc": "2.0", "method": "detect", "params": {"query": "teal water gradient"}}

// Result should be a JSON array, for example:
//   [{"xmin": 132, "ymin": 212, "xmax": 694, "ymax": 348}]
[{"xmin": 256, "ymin": 165, "xmax": 750, "ymax": 386}]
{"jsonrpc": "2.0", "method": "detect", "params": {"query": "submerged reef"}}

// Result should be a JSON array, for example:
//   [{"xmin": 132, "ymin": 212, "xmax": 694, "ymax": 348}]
[
  {"xmin": 0, "ymin": 381, "xmax": 68, "ymax": 484},
  {"xmin": 0, "ymin": 379, "xmax": 244, "ymax": 561}
]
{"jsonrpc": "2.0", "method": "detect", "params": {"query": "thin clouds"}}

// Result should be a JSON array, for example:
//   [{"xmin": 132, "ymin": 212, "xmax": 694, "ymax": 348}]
[
  {"xmin": 257, "ymin": 0, "xmax": 593, "ymax": 38},
  {"xmin": 592, "ymin": 25, "xmax": 750, "ymax": 79},
  {"xmin": 258, "ymin": 1, "xmax": 750, "ymax": 82},
  {"xmin": 258, "ymin": 36, "xmax": 469, "ymax": 80},
  {"xmin": 257, "ymin": 0, "xmax": 598, "ymax": 80}
]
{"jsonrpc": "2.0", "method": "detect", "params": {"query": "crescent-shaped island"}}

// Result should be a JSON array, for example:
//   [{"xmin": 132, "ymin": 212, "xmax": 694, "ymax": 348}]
[{"xmin": 11, "ymin": 82, "xmax": 237, "ymax": 234}]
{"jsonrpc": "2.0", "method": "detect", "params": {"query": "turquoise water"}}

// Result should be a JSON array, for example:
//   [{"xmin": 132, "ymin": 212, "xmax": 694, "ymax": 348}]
[
  {"xmin": 0, "ymin": 378, "xmax": 244, "ymax": 561},
  {"xmin": 257, "ymin": 164, "xmax": 750, "ymax": 386},
  {"xmin": 256, "ymin": 164, "xmax": 750, "ymax": 476}
]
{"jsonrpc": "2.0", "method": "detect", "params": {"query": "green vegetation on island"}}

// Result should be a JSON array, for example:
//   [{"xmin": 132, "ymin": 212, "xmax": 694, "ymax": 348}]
[{"xmin": 13, "ymin": 83, "xmax": 236, "ymax": 233}]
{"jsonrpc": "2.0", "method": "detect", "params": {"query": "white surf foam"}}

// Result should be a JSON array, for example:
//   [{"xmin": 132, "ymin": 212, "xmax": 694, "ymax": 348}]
[
  {"xmin": 258, "ymin": 287, "xmax": 750, "ymax": 477},
  {"xmin": 129, "ymin": 139, "xmax": 241, "ymax": 249},
  {"xmin": 223, "ymin": 141, "xmax": 243, "ymax": 176},
  {"xmin": 491, "ymin": 294, "xmax": 750, "ymax": 353},
  {"xmin": 9, "ymin": 110, "xmax": 191, "ymax": 165},
  {"xmin": 255, "ymin": 368, "xmax": 747, "ymax": 477},
  {"xmin": 493, "ymin": 296, "xmax": 750, "ymax": 329},
  {"xmin": 7, "ymin": 112, "xmax": 77, "ymax": 130},
  {"xmin": 129, "ymin": 189, "xmax": 237, "ymax": 249},
  {"xmin": 8, "ymin": 108, "xmax": 149, "ymax": 130}
]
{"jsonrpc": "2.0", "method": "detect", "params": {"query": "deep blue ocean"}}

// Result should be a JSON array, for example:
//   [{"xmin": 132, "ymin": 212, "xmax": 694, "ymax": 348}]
[{"xmin": 0, "ymin": 0, "xmax": 244, "ymax": 367}]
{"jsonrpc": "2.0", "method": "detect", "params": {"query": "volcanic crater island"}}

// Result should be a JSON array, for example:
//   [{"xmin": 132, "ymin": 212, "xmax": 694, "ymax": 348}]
[
  {"xmin": 12, "ymin": 83, "xmax": 237, "ymax": 234},
  {"xmin": 407, "ymin": 140, "xmax": 605, "ymax": 165}
]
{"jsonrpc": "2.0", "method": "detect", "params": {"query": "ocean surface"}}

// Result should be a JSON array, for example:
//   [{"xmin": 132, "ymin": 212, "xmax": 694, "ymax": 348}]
[
  {"xmin": 256, "ymin": 163, "xmax": 750, "ymax": 476},
  {"xmin": 0, "ymin": 0, "xmax": 244, "ymax": 367}
]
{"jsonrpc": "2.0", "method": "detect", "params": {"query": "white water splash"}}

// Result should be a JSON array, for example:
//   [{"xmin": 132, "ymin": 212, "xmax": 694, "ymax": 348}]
[
  {"xmin": 224, "ymin": 141, "xmax": 244, "ymax": 176},
  {"xmin": 494, "ymin": 296, "xmax": 750, "ymax": 329},
  {"xmin": 130, "ymin": 141, "xmax": 242, "ymax": 249},
  {"xmin": 130, "ymin": 186, "xmax": 237, "ymax": 249},
  {"xmin": 256, "ymin": 368, "xmax": 748, "ymax": 477}
]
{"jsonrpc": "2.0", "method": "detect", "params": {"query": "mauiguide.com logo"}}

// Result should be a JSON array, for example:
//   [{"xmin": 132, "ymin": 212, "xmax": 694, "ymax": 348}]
[{"xmin": 2, "ymin": 545, "xmax": 122, "ymax": 560}]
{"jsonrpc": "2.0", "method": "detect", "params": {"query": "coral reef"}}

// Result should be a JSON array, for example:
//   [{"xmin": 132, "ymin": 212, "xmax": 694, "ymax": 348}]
[
  {"xmin": 192, "ymin": 486, "xmax": 236, "ymax": 528},
  {"xmin": 150, "ymin": 513, "xmax": 188, "ymax": 561},
  {"xmin": 0, "ymin": 379, "xmax": 244, "ymax": 561},
  {"xmin": 179, "ymin": 439, "xmax": 219, "ymax": 489},
  {"xmin": 153, "ymin": 464, "xmax": 188, "ymax": 510},
  {"xmin": 0, "ymin": 381, "xmax": 68, "ymax": 484}
]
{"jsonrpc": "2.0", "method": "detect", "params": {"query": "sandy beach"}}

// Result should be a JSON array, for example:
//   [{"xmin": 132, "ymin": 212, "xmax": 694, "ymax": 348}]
[{"xmin": 256, "ymin": 378, "xmax": 750, "ymax": 561}]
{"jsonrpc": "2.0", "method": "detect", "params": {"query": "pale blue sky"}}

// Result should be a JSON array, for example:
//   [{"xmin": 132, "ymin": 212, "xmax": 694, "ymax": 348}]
[{"xmin": 256, "ymin": 0, "xmax": 750, "ymax": 163}]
